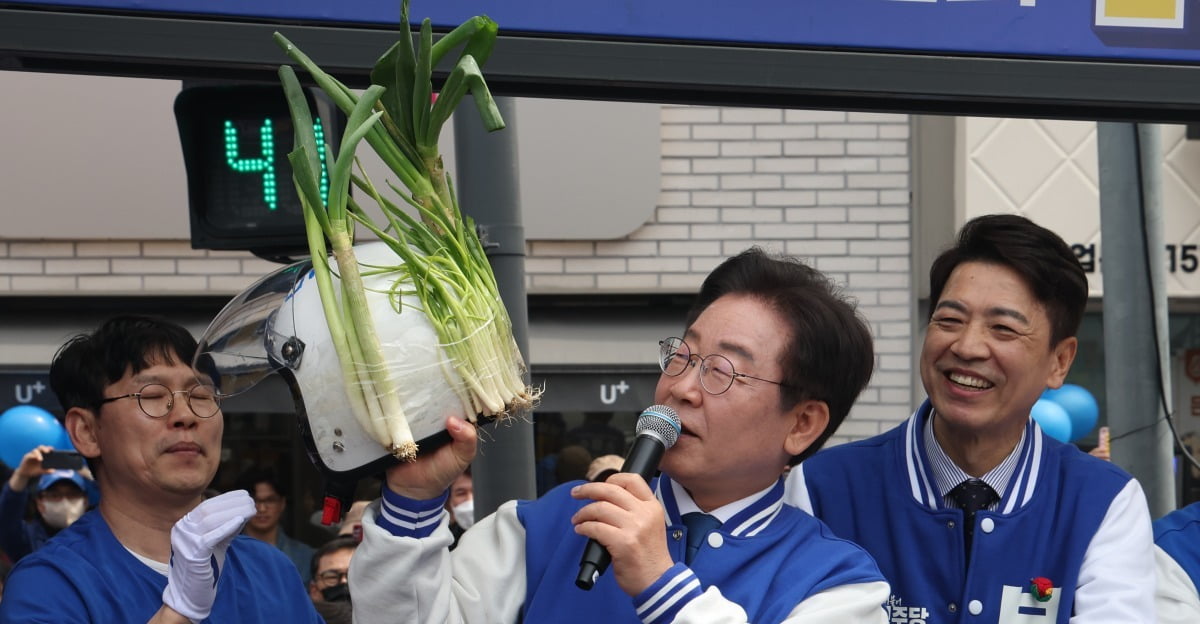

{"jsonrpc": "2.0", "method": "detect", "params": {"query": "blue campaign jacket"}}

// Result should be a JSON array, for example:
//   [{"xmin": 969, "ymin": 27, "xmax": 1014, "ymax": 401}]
[
  {"xmin": 792, "ymin": 401, "xmax": 1134, "ymax": 624},
  {"xmin": 1155, "ymin": 501, "xmax": 1200, "ymax": 593},
  {"xmin": 516, "ymin": 476, "xmax": 885, "ymax": 624},
  {"xmin": 0, "ymin": 510, "xmax": 322, "ymax": 623}
]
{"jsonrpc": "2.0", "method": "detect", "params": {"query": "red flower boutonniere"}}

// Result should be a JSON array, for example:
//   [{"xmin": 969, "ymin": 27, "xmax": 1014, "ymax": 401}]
[{"xmin": 1029, "ymin": 577, "xmax": 1054, "ymax": 602}]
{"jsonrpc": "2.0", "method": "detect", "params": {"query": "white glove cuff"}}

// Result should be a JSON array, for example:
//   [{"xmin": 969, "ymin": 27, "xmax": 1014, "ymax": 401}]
[{"xmin": 162, "ymin": 580, "xmax": 208, "ymax": 623}]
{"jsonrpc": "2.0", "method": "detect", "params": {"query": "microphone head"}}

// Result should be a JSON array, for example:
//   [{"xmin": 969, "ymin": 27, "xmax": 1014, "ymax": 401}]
[{"xmin": 636, "ymin": 405, "xmax": 681, "ymax": 448}]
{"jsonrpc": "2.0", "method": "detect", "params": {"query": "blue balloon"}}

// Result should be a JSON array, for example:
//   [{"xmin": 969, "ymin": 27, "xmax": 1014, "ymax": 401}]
[
  {"xmin": 0, "ymin": 405, "xmax": 66, "ymax": 469},
  {"xmin": 1043, "ymin": 384, "xmax": 1100, "ymax": 442},
  {"xmin": 1031, "ymin": 399, "xmax": 1072, "ymax": 443}
]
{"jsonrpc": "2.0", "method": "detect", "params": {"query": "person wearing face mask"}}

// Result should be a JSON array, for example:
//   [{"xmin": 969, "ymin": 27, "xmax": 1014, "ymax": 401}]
[
  {"xmin": 446, "ymin": 469, "xmax": 474, "ymax": 549},
  {"xmin": 309, "ymin": 535, "xmax": 357, "ymax": 604},
  {"xmin": 34, "ymin": 472, "xmax": 89, "ymax": 529},
  {"xmin": 0, "ymin": 445, "xmax": 94, "ymax": 562}
]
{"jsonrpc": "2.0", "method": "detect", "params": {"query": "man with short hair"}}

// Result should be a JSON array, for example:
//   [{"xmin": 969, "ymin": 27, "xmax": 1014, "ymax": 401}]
[
  {"xmin": 0, "ymin": 315, "xmax": 321, "ymax": 622},
  {"xmin": 239, "ymin": 469, "xmax": 316, "ymax": 582},
  {"xmin": 787, "ymin": 214, "xmax": 1154, "ymax": 623},
  {"xmin": 0, "ymin": 444, "xmax": 92, "ymax": 561},
  {"xmin": 309, "ymin": 535, "xmax": 357, "ymax": 603},
  {"xmin": 351, "ymin": 248, "xmax": 890, "ymax": 623}
]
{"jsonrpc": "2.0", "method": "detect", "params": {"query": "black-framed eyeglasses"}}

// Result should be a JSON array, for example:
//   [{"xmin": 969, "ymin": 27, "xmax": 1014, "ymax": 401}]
[
  {"xmin": 99, "ymin": 383, "xmax": 221, "ymax": 419},
  {"xmin": 316, "ymin": 569, "xmax": 349, "ymax": 585},
  {"xmin": 658, "ymin": 337, "xmax": 790, "ymax": 395}
]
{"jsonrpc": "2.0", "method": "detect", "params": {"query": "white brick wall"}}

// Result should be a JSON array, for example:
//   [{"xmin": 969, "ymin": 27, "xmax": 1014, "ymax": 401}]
[
  {"xmin": 0, "ymin": 104, "xmax": 915, "ymax": 443},
  {"xmin": 527, "ymin": 104, "xmax": 914, "ymax": 443}
]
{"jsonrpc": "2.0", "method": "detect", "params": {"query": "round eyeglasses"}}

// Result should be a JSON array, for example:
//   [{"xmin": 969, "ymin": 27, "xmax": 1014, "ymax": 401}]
[
  {"xmin": 658, "ymin": 337, "xmax": 790, "ymax": 395},
  {"xmin": 316, "ymin": 569, "xmax": 350, "ymax": 586},
  {"xmin": 99, "ymin": 383, "xmax": 222, "ymax": 419}
]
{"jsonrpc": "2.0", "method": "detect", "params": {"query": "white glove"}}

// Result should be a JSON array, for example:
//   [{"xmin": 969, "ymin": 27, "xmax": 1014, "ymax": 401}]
[{"xmin": 161, "ymin": 490, "xmax": 256, "ymax": 622}]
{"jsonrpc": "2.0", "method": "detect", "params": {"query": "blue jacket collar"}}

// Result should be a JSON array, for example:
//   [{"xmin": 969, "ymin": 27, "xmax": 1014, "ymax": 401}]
[
  {"xmin": 903, "ymin": 399, "xmax": 1045, "ymax": 513},
  {"xmin": 655, "ymin": 474, "xmax": 786, "ymax": 538}
]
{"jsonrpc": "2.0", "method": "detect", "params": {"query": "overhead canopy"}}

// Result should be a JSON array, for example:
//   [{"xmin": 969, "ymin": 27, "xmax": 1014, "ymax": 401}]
[{"xmin": 3, "ymin": 2, "xmax": 1200, "ymax": 120}]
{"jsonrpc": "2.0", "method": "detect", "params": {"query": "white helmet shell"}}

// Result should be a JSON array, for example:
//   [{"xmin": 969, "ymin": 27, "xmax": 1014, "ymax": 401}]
[{"xmin": 197, "ymin": 242, "xmax": 472, "ymax": 477}]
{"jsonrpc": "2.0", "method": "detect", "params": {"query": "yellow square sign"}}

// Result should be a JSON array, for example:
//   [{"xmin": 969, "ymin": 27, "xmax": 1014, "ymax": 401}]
[
  {"xmin": 1096, "ymin": 0, "xmax": 1185, "ymax": 27},
  {"xmin": 1103, "ymin": 0, "xmax": 1179, "ymax": 19}
]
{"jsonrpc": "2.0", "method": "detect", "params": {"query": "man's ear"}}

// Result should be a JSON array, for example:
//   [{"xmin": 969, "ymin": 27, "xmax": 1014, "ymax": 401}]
[
  {"xmin": 65, "ymin": 406, "xmax": 101, "ymax": 459},
  {"xmin": 1045, "ymin": 336, "xmax": 1078, "ymax": 390},
  {"xmin": 783, "ymin": 400, "xmax": 830, "ymax": 458}
]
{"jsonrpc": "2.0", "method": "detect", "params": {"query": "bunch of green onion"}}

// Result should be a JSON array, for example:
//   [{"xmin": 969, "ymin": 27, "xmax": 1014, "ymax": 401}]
[{"xmin": 273, "ymin": 0, "xmax": 534, "ymax": 461}]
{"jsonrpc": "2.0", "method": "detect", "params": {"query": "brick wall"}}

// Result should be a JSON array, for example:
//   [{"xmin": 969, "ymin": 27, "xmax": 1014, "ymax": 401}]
[
  {"xmin": 0, "ymin": 241, "xmax": 279, "ymax": 296},
  {"xmin": 529, "ymin": 106, "xmax": 915, "ymax": 442},
  {"xmin": 0, "ymin": 104, "xmax": 915, "ymax": 441}
]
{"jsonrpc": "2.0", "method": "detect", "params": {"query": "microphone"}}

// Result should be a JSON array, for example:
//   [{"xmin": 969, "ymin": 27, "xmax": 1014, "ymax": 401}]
[{"xmin": 575, "ymin": 404, "xmax": 681, "ymax": 590}]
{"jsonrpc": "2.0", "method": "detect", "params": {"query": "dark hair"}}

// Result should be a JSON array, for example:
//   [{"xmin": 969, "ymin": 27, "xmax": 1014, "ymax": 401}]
[
  {"xmin": 685, "ymin": 247, "xmax": 874, "ymax": 465},
  {"xmin": 555, "ymin": 445, "xmax": 593, "ymax": 483},
  {"xmin": 310, "ymin": 535, "xmax": 359, "ymax": 580},
  {"xmin": 235, "ymin": 468, "xmax": 288, "ymax": 500},
  {"xmin": 929, "ymin": 214, "xmax": 1087, "ymax": 346},
  {"xmin": 49, "ymin": 314, "xmax": 199, "ymax": 414}
]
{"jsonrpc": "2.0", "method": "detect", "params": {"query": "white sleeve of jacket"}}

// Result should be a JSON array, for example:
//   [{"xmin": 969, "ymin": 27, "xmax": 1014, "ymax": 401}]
[
  {"xmin": 1155, "ymin": 543, "xmax": 1200, "ymax": 624},
  {"xmin": 349, "ymin": 499, "xmax": 527, "ymax": 624},
  {"xmin": 782, "ymin": 465, "xmax": 814, "ymax": 514},
  {"xmin": 669, "ymin": 581, "xmax": 889, "ymax": 624},
  {"xmin": 1072, "ymin": 478, "xmax": 1156, "ymax": 624}
]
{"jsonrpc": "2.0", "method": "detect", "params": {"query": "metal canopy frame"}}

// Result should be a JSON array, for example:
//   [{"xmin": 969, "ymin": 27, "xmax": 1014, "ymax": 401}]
[{"xmin": 3, "ymin": 7, "xmax": 1200, "ymax": 122}]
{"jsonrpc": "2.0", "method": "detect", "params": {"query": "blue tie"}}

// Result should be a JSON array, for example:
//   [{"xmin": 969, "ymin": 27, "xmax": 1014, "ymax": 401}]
[{"xmin": 682, "ymin": 512, "xmax": 722, "ymax": 565}]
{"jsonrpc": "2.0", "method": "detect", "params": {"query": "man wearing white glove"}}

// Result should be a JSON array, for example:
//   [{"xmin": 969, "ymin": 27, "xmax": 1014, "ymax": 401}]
[
  {"xmin": 0, "ymin": 315, "xmax": 322, "ymax": 623},
  {"xmin": 161, "ymin": 490, "xmax": 257, "ymax": 621}
]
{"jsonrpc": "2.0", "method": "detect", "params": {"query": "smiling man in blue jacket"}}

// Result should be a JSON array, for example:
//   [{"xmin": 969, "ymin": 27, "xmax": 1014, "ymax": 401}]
[{"xmin": 787, "ymin": 214, "xmax": 1153, "ymax": 624}]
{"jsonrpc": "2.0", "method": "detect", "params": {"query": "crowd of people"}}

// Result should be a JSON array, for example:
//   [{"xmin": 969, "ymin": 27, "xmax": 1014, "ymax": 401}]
[{"xmin": 1, "ymin": 214, "xmax": 1199, "ymax": 622}]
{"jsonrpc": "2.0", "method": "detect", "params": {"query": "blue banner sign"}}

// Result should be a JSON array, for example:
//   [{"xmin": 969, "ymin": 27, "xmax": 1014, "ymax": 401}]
[{"xmin": 15, "ymin": 0, "xmax": 1200, "ymax": 63}]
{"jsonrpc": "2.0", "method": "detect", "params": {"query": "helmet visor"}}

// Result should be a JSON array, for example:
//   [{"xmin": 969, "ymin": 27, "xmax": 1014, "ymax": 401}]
[{"xmin": 193, "ymin": 259, "xmax": 311, "ymax": 398}]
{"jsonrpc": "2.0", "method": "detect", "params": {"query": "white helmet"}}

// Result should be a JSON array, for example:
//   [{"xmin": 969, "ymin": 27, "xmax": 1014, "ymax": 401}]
[{"xmin": 196, "ymin": 242, "xmax": 472, "ymax": 481}]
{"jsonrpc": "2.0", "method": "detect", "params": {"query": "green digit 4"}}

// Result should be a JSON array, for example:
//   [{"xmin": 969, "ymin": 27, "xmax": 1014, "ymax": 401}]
[{"xmin": 224, "ymin": 118, "xmax": 278, "ymax": 211}]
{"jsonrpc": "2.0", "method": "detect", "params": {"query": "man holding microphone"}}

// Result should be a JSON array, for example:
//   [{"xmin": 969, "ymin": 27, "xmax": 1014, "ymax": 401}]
[{"xmin": 349, "ymin": 248, "xmax": 890, "ymax": 623}]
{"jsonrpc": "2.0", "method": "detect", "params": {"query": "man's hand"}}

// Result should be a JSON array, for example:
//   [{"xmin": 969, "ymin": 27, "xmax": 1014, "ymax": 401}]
[
  {"xmin": 571, "ymin": 473, "xmax": 673, "ymax": 597},
  {"xmin": 384, "ymin": 416, "xmax": 478, "ymax": 500},
  {"xmin": 161, "ymin": 490, "xmax": 256, "ymax": 622},
  {"xmin": 7, "ymin": 445, "xmax": 54, "ymax": 492}
]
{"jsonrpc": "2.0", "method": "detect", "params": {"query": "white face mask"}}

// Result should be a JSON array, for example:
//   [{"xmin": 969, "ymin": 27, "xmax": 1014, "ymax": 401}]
[
  {"xmin": 41, "ymin": 498, "xmax": 86, "ymax": 529},
  {"xmin": 450, "ymin": 499, "xmax": 474, "ymax": 531}
]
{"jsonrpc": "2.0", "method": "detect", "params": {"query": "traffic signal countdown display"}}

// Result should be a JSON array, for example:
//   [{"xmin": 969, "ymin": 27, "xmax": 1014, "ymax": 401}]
[{"xmin": 175, "ymin": 84, "xmax": 339, "ymax": 254}]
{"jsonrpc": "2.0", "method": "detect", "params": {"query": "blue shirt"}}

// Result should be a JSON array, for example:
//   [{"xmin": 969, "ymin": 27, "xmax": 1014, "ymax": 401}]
[
  {"xmin": 274, "ymin": 529, "xmax": 316, "ymax": 583},
  {"xmin": 0, "ymin": 510, "xmax": 322, "ymax": 622}
]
